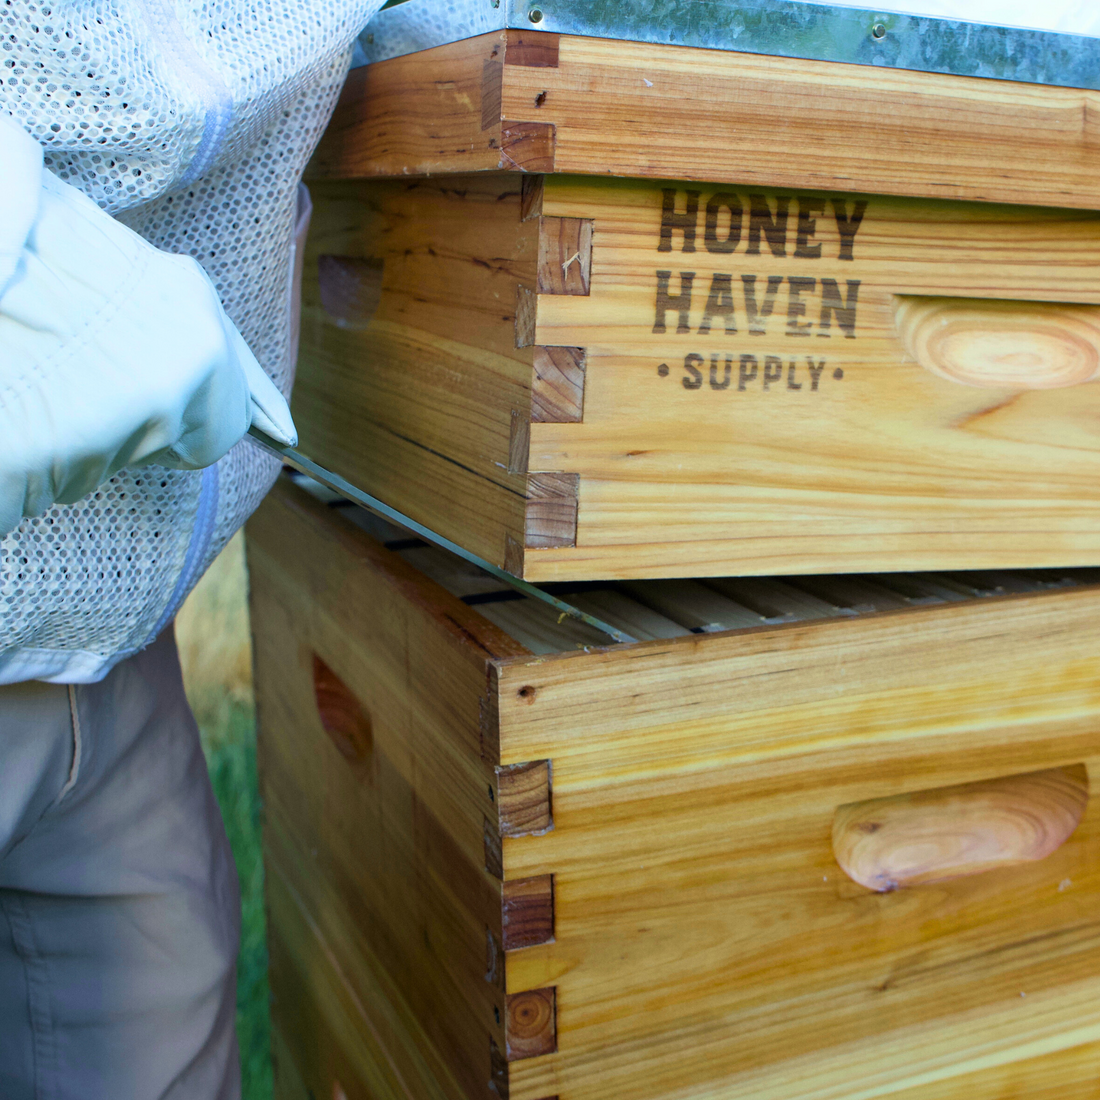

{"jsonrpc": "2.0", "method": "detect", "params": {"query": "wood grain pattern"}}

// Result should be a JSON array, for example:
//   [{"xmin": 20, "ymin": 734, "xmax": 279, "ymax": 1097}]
[
  {"xmin": 499, "ymin": 121, "xmax": 556, "ymax": 174},
  {"xmin": 505, "ymin": 989, "xmax": 557, "ymax": 1061},
  {"xmin": 256, "ymin": 487, "xmax": 1100, "ymax": 1100},
  {"xmin": 537, "ymin": 217, "xmax": 592, "ymax": 295},
  {"xmin": 886, "ymin": 1038, "xmax": 1100, "ymax": 1099},
  {"xmin": 248, "ymin": 482, "xmax": 525, "ymax": 1100},
  {"xmin": 895, "ymin": 296, "xmax": 1100, "ymax": 389},
  {"xmin": 833, "ymin": 765, "xmax": 1089, "ymax": 891},
  {"xmin": 309, "ymin": 35, "xmax": 504, "ymax": 180},
  {"xmin": 502, "ymin": 876, "xmax": 555, "ymax": 950},
  {"xmin": 504, "ymin": 32, "xmax": 560, "ymax": 69},
  {"xmin": 497, "ymin": 762, "xmax": 552, "ymax": 837},
  {"xmin": 531, "ymin": 346, "xmax": 585, "ymax": 423},
  {"xmin": 312, "ymin": 31, "xmax": 1100, "ymax": 211},
  {"xmin": 523, "ymin": 474, "xmax": 578, "ymax": 550},
  {"xmin": 494, "ymin": 587, "xmax": 1100, "ymax": 1100},
  {"xmin": 292, "ymin": 176, "xmax": 536, "ymax": 569},
  {"xmin": 523, "ymin": 174, "xmax": 1100, "ymax": 579},
  {"xmin": 498, "ymin": 33, "xmax": 1100, "ymax": 209},
  {"xmin": 295, "ymin": 167, "xmax": 1100, "ymax": 580},
  {"xmin": 267, "ymin": 858, "xmax": 456, "ymax": 1100}
]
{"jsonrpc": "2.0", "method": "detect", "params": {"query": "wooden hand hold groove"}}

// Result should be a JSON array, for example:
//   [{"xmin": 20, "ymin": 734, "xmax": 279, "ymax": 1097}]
[
  {"xmin": 833, "ymin": 764, "xmax": 1088, "ymax": 892},
  {"xmin": 895, "ymin": 296, "xmax": 1100, "ymax": 389},
  {"xmin": 312, "ymin": 654, "xmax": 373, "ymax": 768}
]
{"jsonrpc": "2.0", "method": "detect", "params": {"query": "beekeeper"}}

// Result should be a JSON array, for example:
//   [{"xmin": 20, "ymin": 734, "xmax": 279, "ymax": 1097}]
[
  {"xmin": 1, "ymin": 0, "xmax": 1097, "ymax": 1096},
  {"xmin": 0, "ymin": 2, "xmax": 383, "ymax": 1095}
]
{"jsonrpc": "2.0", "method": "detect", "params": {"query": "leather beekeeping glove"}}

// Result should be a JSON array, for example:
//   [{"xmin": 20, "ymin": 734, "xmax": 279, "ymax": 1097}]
[{"xmin": 0, "ymin": 116, "xmax": 297, "ymax": 538}]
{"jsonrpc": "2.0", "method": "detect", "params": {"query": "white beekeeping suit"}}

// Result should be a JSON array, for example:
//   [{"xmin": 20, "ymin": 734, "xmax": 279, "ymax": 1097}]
[
  {"xmin": 0, "ymin": 7, "xmax": 395, "ymax": 1097},
  {"xmin": 0, "ymin": 0, "xmax": 386, "ymax": 685}
]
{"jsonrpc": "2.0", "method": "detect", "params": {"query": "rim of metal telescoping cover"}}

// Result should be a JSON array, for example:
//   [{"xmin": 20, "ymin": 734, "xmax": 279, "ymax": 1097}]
[{"xmin": 356, "ymin": 0, "xmax": 1100, "ymax": 92}]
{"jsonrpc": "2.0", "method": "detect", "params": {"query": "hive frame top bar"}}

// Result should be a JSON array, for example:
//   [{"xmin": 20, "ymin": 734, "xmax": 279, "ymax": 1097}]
[{"xmin": 356, "ymin": 0, "xmax": 1100, "ymax": 92}]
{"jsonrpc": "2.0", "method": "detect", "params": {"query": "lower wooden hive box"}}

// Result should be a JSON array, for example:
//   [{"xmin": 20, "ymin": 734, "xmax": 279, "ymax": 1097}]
[{"xmin": 248, "ymin": 476, "xmax": 1100, "ymax": 1100}]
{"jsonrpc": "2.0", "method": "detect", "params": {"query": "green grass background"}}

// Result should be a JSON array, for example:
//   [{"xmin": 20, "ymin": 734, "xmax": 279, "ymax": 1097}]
[{"xmin": 178, "ymin": 533, "xmax": 273, "ymax": 1100}]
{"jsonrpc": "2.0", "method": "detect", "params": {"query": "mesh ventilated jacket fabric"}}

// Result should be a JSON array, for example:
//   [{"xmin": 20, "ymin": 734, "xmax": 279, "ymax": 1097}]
[{"xmin": 0, "ymin": 0, "xmax": 386, "ymax": 683}]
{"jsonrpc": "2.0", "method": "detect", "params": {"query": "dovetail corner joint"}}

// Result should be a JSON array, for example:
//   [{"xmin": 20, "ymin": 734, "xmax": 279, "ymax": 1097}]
[
  {"xmin": 505, "ymin": 31, "xmax": 560, "ymax": 69},
  {"xmin": 489, "ymin": 1037, "xmax": 510, "ymax": 1099},
  {"xmin": 521, "ymin": 175, "xmax": 545, "ymax": 222},
  {"xmin": 486, "ymin": 927, "xmax": 506, "ymax": 988},
  {"xmin": 503, "ymin": 875, "xmax": 555, "ymax": 950},
  {"xmin": 506, "ymin": 987, "xmax": 557, "ymax": 1060},
  {"xmin": 515, "ymin": 285, "xmax": 538, "ymax": 348},
  {"xmin": 503, "ymin": 534, "xmax": 525, "ymax": 578},
  {"xmin": 509, "ymin": 410, "xmax": 531, "ymax": 476},
  {"xmin": 538, "ymin": 217, "xmax": 592, "ymax": 295},
  {"xmin": 497, "ymin": 760, "xmax": 553, "ymax": 836},
  {"xmin": 482, "ymin": 58, "xmax": 504, "ymax": 130},
  {"xmin": 480, "ymin": 688, "xmax": 502, "ymax": 763},
  {"xmin": 532, "ymin": 345, "xmax": 585, "ymax": 423},
  {"xmin": 500, "ymin": 120, "xmax": 555, "ymax": 173},
  {"xmin": 525, "ymin": 473, "xmax": 579, "ymax": 550},
  {"xmin": 484, "ymin": 815, "xmax": 505, "ymax": 877}
]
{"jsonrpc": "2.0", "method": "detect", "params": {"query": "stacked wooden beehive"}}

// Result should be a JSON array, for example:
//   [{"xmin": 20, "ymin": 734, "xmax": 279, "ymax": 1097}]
[{"xmin": 247, "ymin": 8, "xmax": 1100, "ymax": 1099}]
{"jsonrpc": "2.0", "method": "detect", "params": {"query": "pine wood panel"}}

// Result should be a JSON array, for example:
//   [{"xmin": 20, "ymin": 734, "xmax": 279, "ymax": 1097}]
[
  {"xmin": 312, "ymin": 30, "xmax": 1100, "ymax": 211},
  {"xmin": 253, "ymin": 485, "xmax": 1100, "ymax": 1100},
  {"xmin": 493, "ymin": 589, "xmax": 1100, "ymax": 1100},
  {"xmin": 248, "ymin": 484, "xmax": 524, "ymax": 1100},
  {"xmin": 522, "ymin": 175, "xmax": 1100, "ymax": 579},
  {"xmin": 886, "ymin": 1037, "xmax": 1100, "ymax": 1099},
  {"xmin": 294, "ymin": 169, "xmax": 1100, "ymax": 580},
  {"xmin": 309, "ymin": 34, "xmax": 504, "ymax": 180},
  {"xmin": 267, "ymin": 854, "xmax": 451, "ymax": 1100},
  {"xmin": 292, "ymin": 175, "xmax": 536, "ymax": 567}
]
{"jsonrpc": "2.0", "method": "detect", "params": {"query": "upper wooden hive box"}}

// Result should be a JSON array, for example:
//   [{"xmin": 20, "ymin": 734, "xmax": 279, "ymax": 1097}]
[{"xmin": 294, "ymin": 2, "xmax": 1100, "ymax": 581}]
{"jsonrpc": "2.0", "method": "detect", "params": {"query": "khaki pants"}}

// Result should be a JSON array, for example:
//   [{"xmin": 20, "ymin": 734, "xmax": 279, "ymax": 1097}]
[{"xmin": 0, "ymin": 630, "xmax": 240, "ymax": 1099}]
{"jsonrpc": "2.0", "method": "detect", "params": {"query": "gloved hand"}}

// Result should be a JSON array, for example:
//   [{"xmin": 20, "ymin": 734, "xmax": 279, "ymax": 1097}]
[{"xmin": 0, "ymin": 117, "xmax": 297, "ymax": 539}]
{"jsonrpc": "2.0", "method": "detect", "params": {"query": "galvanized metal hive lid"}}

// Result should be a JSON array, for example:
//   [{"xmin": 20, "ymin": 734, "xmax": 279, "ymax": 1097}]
[{"xmin": 355, "ymin": 0, "xmax": 1100, "ymax": 92}]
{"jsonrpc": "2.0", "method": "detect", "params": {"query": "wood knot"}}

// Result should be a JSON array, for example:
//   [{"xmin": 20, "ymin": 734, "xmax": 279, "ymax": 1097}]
[{"xmin": 517, "ymin": 685, "xmax": 537, "ymax": 702}]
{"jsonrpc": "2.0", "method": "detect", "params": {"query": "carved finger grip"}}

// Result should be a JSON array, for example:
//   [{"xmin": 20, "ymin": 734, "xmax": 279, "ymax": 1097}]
[
  {"xmin": 833, "ymin": 764, "xmax": 1088, "ymax": 892},
  {"xmin": 312, "ymin": 654, "xmax": 373, "ymax": 768},
  {"xmin": 894, "ymin": 296, "xmax": 1100, "ymax": 389}
]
